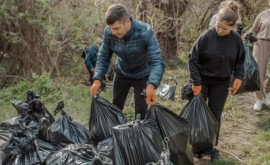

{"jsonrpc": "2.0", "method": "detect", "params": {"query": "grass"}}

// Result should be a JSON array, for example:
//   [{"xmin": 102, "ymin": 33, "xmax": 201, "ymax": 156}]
[{"xmin": 256, "ymin": 116, "xmax": 270, "ymax": 131}]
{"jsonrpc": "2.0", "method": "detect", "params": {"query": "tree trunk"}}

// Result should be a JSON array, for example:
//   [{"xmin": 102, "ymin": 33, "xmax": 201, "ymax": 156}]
[{"xmin": 151, "ymin": 0, "xmax": 188, "ymax": 60}]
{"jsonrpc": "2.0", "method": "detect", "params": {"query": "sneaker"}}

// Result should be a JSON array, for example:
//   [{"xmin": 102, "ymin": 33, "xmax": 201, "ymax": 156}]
[
  {"xmin": 210, "ymin": 148, "xmax": 220, "ymax": 162},
  {"xmin": 254, "ymin": 99, "xmax": 263, "ymax": 111},
  {"xmin": 265, "ymin": 93, "xmax": 270, "ymax": 106}
]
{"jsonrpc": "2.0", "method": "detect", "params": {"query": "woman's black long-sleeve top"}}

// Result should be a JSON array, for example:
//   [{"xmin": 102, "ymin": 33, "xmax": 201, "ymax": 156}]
[{"xmin": 188, "ymin": 28, "xmax": 245, "ymax": 86}]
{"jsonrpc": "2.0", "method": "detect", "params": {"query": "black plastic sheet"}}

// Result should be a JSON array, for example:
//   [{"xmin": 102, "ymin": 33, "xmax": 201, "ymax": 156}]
[
  {"xmin": 89, "ymin": 96, "xmax": 127, "ymax": 143},
  {"xmin": 0, "ymin": 129, "xmax": 12, "ymax": 150},
  {"xmin": 179, "ymin": 95, "xmax": 218, "ymax": 157},
  {"xmin": 0, "ymin": 117, "xmax": 22, "ymax": 129},
  {"xmin": 112, "ymin": 118, "xmax": 163, "ymax": 165},
  {"xmin": 0, "ymin": 129, "xmax": 13, "ymax": 164},
  {"xmin": 46, "ymin": 144, "xmax": 112, "ymax": 165},
  {"xmin": 230, "ymin": 40, "xmax": 260, "ymax": 94},
  {"xmin": 48, "ymin": 101, "xmax": 93, "ymax": 146},
  {"xmin": 146, "ymin": 104, "xmax": 194, "ymax": 165}
]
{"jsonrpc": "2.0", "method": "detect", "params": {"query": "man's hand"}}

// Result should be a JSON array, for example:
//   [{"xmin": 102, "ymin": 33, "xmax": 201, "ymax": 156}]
[
  {"xmin": 192, "ymin": 85, "xmax": 202, "ymax": 96},
  {"xmin": 90, "ymin": 68, "xmax": 95, "ymax": 72},
  {"xmin": 90, "ymin": 80, "xmax": 101, "ymax": 95},
  {"xmin": 228, "ymin": 79, "xmax": 242, "ymax": 95},
  {"xmin": 146, "ymin": 84, "xmax": 156, "ymax": 105}
]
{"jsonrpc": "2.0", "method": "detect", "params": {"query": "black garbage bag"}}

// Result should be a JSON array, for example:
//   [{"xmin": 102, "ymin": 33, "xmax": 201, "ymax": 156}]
[
  {"xmin": 146, "ymin": 104, "xmax": 194, "ymax": 165},
  {"xmin": 0, "ymin": 117, "xmax": 23, "ymax": 129},
  {"xmin": 145, "ymin": 138, "xmax": 174, "ymax": 165},
  {"xmin": 0, "ymin": 129, "xmax": 13, "ymax": 164},
  {"xmin": 28, "ymin": 98, "xmax": 55, "ymax": 124},
  {"xmin": 179, "ymin": 95, "xmax": 218, "ymax": 157},
  {"xmin": 181, "ymin": 82, "xmax": 194, "ymax": 100},
  {"xmin": 3, "ymin": 125, "xmax": 35, "ymax": 155},
  {"xmin": 8, "ymin": 91, "xmax": 55, "ymax": 141},
  {"xmin": 230, "ymin": 40, "xmax": 260, "ymax": 94},
  {"xmin": 97, "ymin": 137, "xmax": 113, "ymax": 159},
  {"xmin": 0, "ymin": 129, "xmax": 12, "ymax": 150},
  {"xmin": 89, "ymin": 96, "xmax": 127, "ymax": 143},
  {"xmin": 112, "ymin": 116, "xmax": 163, "ymax": 165},
  {"xmin": 48, "ymin": 101, "xmax": 93, "ymax": 146},
  {"xmin": 3, "ymin": 125, "xmax": 57, "ymax": 165},
  {"xmin": 46, "ymin": 144, "xmax": 112, "ymax": 165},
  {"xmin": 3, "ymin": 139, "xmax": 57, "ymax": 165},
  {"xmin": 11, "ymin": 101, "xmax": 29, "ymax": 116}
]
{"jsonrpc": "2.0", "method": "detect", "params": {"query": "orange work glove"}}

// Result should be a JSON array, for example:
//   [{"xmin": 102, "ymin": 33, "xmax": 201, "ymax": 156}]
[
  {"xmin": 90, "ymin": 80, "xmax": 101, "ymax": 95},
  {"xmin": 192, "ymin": 85, "xmax": 202, "ymax": 96},
  {"xmin": 228, "ymin": 79, "xmax": 242, "ymax": 95},
  {"xmin": 146, "ymin": 84, "xmax": 156, "ymax": 105},
  {"xmin": 90, "ymin": 68, "xmax": 95, "ymax": 72}
]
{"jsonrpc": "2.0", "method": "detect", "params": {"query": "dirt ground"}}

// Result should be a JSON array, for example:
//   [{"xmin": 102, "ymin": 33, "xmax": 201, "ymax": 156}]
[{"xmin": 194, "ymin": 91, "xmax": 270, "ymax": 165}]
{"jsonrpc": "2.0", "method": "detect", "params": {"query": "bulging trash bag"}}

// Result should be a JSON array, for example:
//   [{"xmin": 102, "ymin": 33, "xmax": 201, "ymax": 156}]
[
  {"xmin": 3, "ymin": 139, "xmax": 57, "ymax": 165},
  {"xmin": 46, "ymin": 144, "xmax": 112, "ymax": 165},
  {"xmin": 97, "ymin": 137, "xmax": 113, "ymax": 159},
  {"xmin": 89, "ymin": 96, "xmax": 127, "ymax": 143},
  {"xmin": 3, "ymin": 125, "xmax": 35, "ymax": 155},
  {"xmin": 179, "ymin": 95, "xmax": 218, "ymax": 157},
  {"xmin": 27, "ymin": 98, "xmax": 55, "ymax": 124},
  {"xmin": 48, "ymin": 101, "xmax": 93, "ymax": 146},
  {"xmin": 230, "ymin": 40, "xmax": 260, "ymax": 94},
  {"xmin": 11, "ymin": 101, "xmax": 29, "ymax": 116},
  {"xmin": 3, "ymin": 125, "xmax": 57, "ymax": 165},
  {"xmin": 146, "ymin": 104, "xmax": 194, "ymax": 165},
  {"xmin": 8, "ymin": 91, "xmax": 55, "ymax": 141},
  {"xmin": 112, "ymin": 116, "xmax": 163, "ymax": 165}
]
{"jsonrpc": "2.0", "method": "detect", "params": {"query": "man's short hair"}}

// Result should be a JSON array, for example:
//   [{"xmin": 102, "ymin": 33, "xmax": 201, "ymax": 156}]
[{"xmin": 105, "ymin": 4, "xmax": 129, "ymax": 25}]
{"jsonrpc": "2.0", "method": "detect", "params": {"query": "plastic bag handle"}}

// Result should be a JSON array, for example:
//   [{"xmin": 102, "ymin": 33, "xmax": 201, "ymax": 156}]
[{"xmin": 166, "ymin": 77, "xmax": 178, "ymax": 86}]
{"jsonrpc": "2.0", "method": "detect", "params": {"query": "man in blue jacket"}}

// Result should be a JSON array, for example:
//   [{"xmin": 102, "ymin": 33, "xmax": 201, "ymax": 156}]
[{"xmin": 90, "ymin": 4, "xmax": 164, "ymax": 119}]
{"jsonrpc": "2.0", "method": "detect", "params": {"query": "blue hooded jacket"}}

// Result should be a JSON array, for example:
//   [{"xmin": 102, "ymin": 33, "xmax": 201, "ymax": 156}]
[
  {"xmin": 94, "ymin": 18, "xmax": 164, "ymax": 87},
  {"xmin": 85, "ymin": 45, "xmax": 98, "ymax": 70}
]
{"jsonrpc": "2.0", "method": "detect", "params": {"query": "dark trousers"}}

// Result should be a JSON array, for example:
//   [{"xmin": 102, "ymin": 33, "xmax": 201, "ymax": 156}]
[
  {"xmin": 89, "ymin": 70, "xmax": 94, "ymax": 85},
  {"xmin": 112, "ymin": 73, "xmax": 148, "ymax": 119},
  {"xmin": 201, "ymin": 79, "xmax": 230, "ymax": 146}
]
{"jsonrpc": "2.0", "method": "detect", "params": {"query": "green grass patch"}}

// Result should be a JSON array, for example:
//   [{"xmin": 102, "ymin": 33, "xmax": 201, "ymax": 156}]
[
  {"xmin": 259, "ymin": 131, "xmax": 270, "ymax": 141},
  {"xmin": 250, "ymin": 153, "xmax": 270, "ymax": 165},
  {"xmin": 256, "ymin": 116, "xmax": 270, "ymax": 131},
  {"xmin": 212, "ymin": 159, "xmax": 239, "ymax": 165}
]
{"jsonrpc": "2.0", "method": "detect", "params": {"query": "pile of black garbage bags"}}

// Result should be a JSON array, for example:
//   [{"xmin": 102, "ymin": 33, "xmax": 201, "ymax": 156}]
[{"xmin": 0, "ymin": 90, "xmax": 219, "ymax": 165}]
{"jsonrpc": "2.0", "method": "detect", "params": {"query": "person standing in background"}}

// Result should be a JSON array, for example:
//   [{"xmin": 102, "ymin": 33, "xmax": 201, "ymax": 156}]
[
  {"xmin": 250, "ymin": 0, "xmax": 270, "ymax": 111},
  {"xmin": 81, "ymin": 38, "xmax": 102, "ymax": 85}
]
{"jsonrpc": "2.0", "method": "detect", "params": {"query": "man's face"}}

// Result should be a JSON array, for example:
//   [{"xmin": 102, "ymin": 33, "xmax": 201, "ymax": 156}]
[
  {"xmin": 215, "ymin": 20, "xmax": 233, "ymax": 36},
  {"xmin": 108, "ymin": 18, "xmax": 131, "ymax": 39}
]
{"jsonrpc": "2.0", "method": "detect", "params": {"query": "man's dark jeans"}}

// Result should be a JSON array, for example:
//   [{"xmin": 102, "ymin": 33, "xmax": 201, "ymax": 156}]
[{"xmin": 112, "ymin": 73, "xmax": 148, "ymax": 119}]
